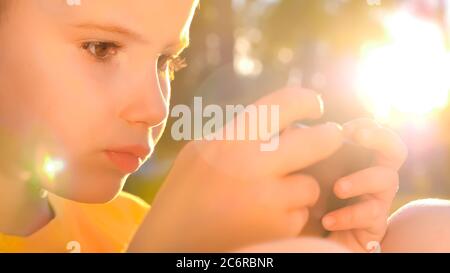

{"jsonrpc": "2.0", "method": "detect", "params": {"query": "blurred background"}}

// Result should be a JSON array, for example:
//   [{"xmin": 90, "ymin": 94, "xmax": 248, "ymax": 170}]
[{"xmin": 124, "ymin": 0, "xmax": 450, "ymax": 211}]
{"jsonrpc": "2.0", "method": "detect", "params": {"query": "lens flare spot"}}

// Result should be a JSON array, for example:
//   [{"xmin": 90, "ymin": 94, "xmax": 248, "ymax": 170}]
[{"xmin": 43, "ymin": 156, "xmax": 65, "ymax": 181}]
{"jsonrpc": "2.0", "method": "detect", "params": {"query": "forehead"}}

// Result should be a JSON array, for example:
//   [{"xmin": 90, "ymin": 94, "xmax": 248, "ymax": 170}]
[{"xmin": 36, "ymin": 0, "xmax": 197, "ymax": 45}]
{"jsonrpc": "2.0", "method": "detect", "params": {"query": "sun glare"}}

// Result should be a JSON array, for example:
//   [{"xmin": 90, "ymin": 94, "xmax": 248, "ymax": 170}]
[{"xmin": 357, "ymin": 11, "xmax": 450, "ymax": 125}]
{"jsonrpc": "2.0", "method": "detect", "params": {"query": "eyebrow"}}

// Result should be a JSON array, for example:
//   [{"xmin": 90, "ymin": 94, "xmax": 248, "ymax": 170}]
[{"xmin": 72, "ymin": 23, "xmax": 149, "ymax": 43}]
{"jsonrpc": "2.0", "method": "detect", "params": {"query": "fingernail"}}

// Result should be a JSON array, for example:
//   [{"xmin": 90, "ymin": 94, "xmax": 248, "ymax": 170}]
[
  {"xmin": 292, "ymin": 122, "xmax": 309, "ymax": 129},
  {"xmin": 322, "ymin": 215, "xmax": 336, "ymax": 228},
  {"xmin": 317, "ymin": 94, "xmax": 324, "ymax": 115},
  {"xmin": 325, "ymin": 122, "xmax": 343, "ymax": 132}
]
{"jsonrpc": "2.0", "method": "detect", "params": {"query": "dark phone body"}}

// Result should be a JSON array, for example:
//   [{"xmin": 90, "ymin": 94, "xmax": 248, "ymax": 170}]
[{"xmin": 299, "ymin": 142, "xmax": 374, "ymax": 237}]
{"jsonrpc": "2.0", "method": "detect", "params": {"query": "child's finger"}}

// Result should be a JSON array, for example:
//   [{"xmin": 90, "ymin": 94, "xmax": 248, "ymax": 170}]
[
  {"xmin": 364, "ymin": 127, "xmax": 408, "ymax": 170},
  {"xmin": 322, "ymin": 199, "xmax": 385, "ymax": 231},
  {"xmin": 273, "ymin": 122, "xmax": 344, "ymax": 175},
  {"xmin": 333, "ymin": 166, "xmax": 399, "ymax": 201},
  {"xmin": 252, "ymin": 87, "xmax": 324, "ymax": 133},
  {"xmin": 342, "ymin": 118, "xmax": 381, "ymax": 140},
  {"xmin": 281, "ymin": 174, "xmax": 321, "ymax": 209},
  {"xmin": 343, "ymin": 119, "xmax": 407, "ymax": 170},
  {"xmin": 287, "ymin": 208, "xmax": 310, "ymax": 236}
]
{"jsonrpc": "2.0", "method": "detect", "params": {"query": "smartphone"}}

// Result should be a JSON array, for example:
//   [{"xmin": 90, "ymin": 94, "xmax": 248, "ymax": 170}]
[{"xmin": 298, "ymin": 138, "xmax": 374, "ymax": 237}]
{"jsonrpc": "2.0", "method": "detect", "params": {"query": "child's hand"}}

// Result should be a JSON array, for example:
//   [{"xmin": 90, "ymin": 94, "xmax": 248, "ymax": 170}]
[
  {"xmin": 323, "ymin": 119, "xmax": 407, "ymax": 252},
  {"xmin": 129, "ymin": 87, "xmax": 345, "ymax": 252}
]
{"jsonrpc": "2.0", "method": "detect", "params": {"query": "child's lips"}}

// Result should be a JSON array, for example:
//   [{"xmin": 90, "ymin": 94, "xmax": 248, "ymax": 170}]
[
  {"xmin": 105, "ymin": 151, "xmax": 142, "ymax": 173},
  {"xmin": 104, "ymin": 145, "xmax": 150, "ymax": 173}
]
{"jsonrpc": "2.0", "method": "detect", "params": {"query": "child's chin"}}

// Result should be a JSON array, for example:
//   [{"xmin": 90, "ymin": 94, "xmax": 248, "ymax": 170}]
[
  {"xmin": 49, "ymin": 172, "xmax": 126, "ymax": 204},
  {"xmin": 63, "ymin": 188, "xmax": 122, "ymax": 204}
]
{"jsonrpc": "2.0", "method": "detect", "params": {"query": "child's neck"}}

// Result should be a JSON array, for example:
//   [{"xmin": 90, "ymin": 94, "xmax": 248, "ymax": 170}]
[{"xmin": 0, "ymin": 166, "xmax": 55, "ymax": 237}]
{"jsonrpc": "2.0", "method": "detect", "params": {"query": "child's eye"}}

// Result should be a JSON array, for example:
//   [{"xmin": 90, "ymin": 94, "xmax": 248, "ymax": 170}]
[
  {"xmin": 157, "ymin": 54, "xmax": 187, "ymax": 81},
  {"xmin": 81, "ymin": 41, "xmax": 120, "ymax": 61}
]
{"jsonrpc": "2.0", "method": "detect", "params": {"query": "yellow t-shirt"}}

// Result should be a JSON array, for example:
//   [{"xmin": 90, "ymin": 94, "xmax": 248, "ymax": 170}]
[{"xmin": 0, "ymin": 191, "xmax": 150, "ymax": 253}]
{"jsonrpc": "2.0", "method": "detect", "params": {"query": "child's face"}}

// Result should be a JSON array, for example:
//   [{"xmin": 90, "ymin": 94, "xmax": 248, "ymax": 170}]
[{"xmin": 0, "ymin": 0, "xmax": 196, "ymax": 202}]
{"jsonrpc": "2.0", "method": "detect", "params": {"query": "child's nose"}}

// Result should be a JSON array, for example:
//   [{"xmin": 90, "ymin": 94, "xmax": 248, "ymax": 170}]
[{"xmin": 118, "ymin": 69, "xmax": 169, "ymax": 129}]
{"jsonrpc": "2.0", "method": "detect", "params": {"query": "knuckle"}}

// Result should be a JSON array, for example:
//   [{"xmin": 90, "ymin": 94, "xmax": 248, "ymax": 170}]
[{"xmin": 377, "ymin": 127, "xmax": 408, "ymax": 165}]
